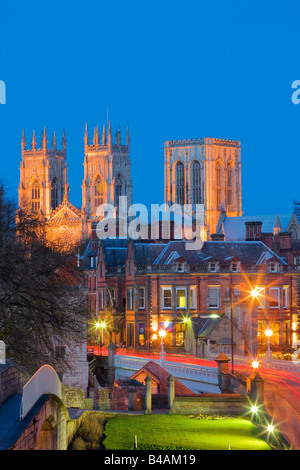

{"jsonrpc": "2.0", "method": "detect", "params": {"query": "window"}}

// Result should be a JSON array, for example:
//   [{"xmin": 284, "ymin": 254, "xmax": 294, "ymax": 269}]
[
  {"xmin": 283, "ymin": 286, "xmax": 289, "ymax": 309},
  {"xmin": 139, "ymin": 287, "xmax": 145, "ymax": 309},
  {"xmin": 100, "ymin": 262, "xmax": 103, "ymax": 278},
  {"xmin": 269, "ymin": 262, "xmax": 277, "ymax": 272},
  {"xmin": 51, "ymin": 177, "xmax": 58, "ymax": 210},
  {"xmin": 139, "ymin": 323, "xmax": 145, "ymax": 346},
  {"xmin": 94, "ymin": 177, "xmax": 104, "ymax": 208},
  {"xmin": 176, "ymin": 288, "xmax": 186, "ymax": 309},
  {"xmin": 216, "ymin": 163, "xmax": 221, "ymax": 206},
  {"xmin": 99, "ymin": 289, "xmax": 104, "ymax": 310},
  {"xmin": 256, "ymin": 287, "xmax": 265, "ymax": 308},
  {"xmin": 175, "ymin": 161, "xmax": 185, "ymax": 205},
  {"xmin": 177, "ymin": 262, "xmax": 184, "ymax": 272},
  {"xmin": 31, "ymin": 182, "xmax": 40, "ymax": 211},
  {"xmin": 208, "ymin": 287, "xmax": 220, "ymax": 309},
  {"xmin": 269, "ymin": 322, "xmax": 280, "ymax": 345},
  {"xmin": 127, "ymin": 288, "xmax": 133, "ymax": 310},
  {"xmin": 127, "ymin": 323, "xmax": 134, "ymax": 347},
  {"xmin": 269, "ymin": 288, "xmax": 280, "ymax": 308},
  {"xmin": 226, "ymin": 163, "xmax": 233, "ymax": 207},
  {"xmin": 190, "ymin": 287, "xmax": 196, "ymax": 310},
  {"xmin": 295, "ymin": 257, "xmax": 300, "ymax": 265},
  {"xmin": 192, "ymin": 161, "xmax": 201, "ymax": 204},
  {"xmin": 114, "ymin": 173, "xmax": 123, "ymax": 203},
  {"xmin": 232, "ymin": 262, "xmax": 239, "ymax": 272},
  {"xmin": 176, "ymin": 323, "xmax": 185, "ymax": 346},
  {"xmin": 210, "ymin": 262, "xmax": 217, "ymax": 272},
  {"xmin": 162, "ymin": 288, "xmax": 172, "ymax": 309}
]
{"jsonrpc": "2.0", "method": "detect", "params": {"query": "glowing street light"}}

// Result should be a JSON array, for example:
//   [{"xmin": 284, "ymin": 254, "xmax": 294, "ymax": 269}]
[
  {"xmin": 95, "ymin": 320, "xmax": 107, "ymax": 355},
  {"xmin": 252, "ymin": 360, "xmax": 259, "ymax": 369},
  {"xmin": 267, "ymin": 424, "xmax": 274, "ymax": 433},
  {"xmin": 159, "ymin": 328, "xmax": 167, "ymax": 364}
]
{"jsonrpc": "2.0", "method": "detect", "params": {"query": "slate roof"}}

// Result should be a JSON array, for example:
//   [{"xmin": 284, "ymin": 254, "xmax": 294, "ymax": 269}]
[
  {"xmin": 221, "ymin": 214, "xmax": 293, "ymax": 241},
  {"xmin": 86, "ymin": 237, "xmax": 287, "ymax": 269},
  {"xmin": 150, "ymin": 240, "xmax": 286, "ymax": 266}
]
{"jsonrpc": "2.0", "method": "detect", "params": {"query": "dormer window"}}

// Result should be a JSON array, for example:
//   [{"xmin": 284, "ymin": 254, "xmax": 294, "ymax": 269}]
[
  {"xmin": 269, "ymin": 262, "xmax": 277, "ymax": 273},
  {"xmin": 231, "ymin": 262, "xmax": 239, "ymax": 272},
  {"xmin": 209, "ymin": 262, "xmax": 218, "ymax": 272},
  {"xmin": 177, "ymin": 262, "xmax": 184, "ymax": 272}
]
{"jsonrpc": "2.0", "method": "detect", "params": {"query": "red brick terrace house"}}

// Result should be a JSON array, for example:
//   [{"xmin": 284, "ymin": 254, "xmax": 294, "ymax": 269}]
[{"xmin": 83, "ymin": 225, "xmax": 299, "ymax": 358}]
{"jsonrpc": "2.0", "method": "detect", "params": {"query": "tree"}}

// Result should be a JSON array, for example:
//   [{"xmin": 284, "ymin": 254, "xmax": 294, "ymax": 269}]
[{"xmin": 0, "ymin": 184, "xmax": 87, "ymax": 374}]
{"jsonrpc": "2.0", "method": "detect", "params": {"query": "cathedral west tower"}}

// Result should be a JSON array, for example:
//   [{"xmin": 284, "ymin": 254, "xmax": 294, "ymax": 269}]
[{"xmin": 18, "ymin": 127, "xmax": 68, "ymax": 218}]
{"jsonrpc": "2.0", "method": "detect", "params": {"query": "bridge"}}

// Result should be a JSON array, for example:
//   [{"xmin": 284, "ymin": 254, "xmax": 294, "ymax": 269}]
[
  {"xmin": 114, "ymin": 354, "xmax": 220, "ymax": 393},
  {"xmin": 0, "ymin": 364, "xmax": 77, "ymax": 450}
]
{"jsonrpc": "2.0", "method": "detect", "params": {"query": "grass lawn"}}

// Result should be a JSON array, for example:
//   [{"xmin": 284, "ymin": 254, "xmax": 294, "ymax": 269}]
[{"xmin": 102, "ymin": 414, "xmax": 271, "ymax": 451}]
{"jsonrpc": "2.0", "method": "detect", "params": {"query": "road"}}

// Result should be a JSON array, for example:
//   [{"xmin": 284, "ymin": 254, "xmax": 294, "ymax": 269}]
[{"xmin": 90, "ymin": 346, "xmax": 300, "ymax": 448}]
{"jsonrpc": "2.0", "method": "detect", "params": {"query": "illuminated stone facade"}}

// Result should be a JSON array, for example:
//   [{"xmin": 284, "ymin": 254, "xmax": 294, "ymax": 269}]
[
  {"xmin": 18, "ymin": 123, "xmax": 133, "ymax": 247},
  {"xmin": 164, "ymin": 137, "xmax": 242, "ymax": 240}
]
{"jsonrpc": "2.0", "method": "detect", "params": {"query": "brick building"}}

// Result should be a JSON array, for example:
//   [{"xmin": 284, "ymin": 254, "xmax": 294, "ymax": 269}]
[{"xmin": 84, "ymin": 228, "xmax": 298, "ymax": 358}]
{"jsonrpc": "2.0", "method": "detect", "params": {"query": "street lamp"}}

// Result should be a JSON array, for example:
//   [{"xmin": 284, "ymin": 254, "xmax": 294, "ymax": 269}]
[
  {"xmin": 95, "ymin": 322, "xmax": 100, "ymax": 355},
  {"xmin": 265, "ymin": 326, "xmax": 273, "ymax": 362},
  {"xmin": 159, "ymin": 328, "xmax": 167, "ymax": 365},
  {"xmin": 100, "ymin": 321, "xmax": 107, "ymax": 355}
]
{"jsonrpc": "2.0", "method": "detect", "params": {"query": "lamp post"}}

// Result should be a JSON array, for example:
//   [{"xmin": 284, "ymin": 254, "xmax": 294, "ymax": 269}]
[
  {"xmin": 159, "ymin": 328, "xmax": 166, "ymax": 365},
  {"xmin": 265, "ymin": 326, "xmax": 273, "ymax": 362},
  {"xmin": 100, "ymin": 321, "xmax": 106, "ymax": 355},
  {"xmin": 95, "ymin": 322, "xmax": 100, "ymax": 355}
]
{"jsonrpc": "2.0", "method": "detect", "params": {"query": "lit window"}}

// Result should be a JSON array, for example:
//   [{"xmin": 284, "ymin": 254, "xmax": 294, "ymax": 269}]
[
  {"xmin": 269, "ymin": 288, "xmax": 280, "ymax": 308},
  {"xmin": 139, "ymin": 323, "xmax": 145, "ymax": 346},
  {"xmin": 208, "ymin": 287, "xmax": 220, "ymax": 309},
  {"xmin": 176, "ymin": 288, "xmax": 186, "ymax": 309},
  {"xmin": 256, "ymin": 287, "xmax": 266, "ymax": 308},
  {"xmin": 176, "ymin": 323, "xmax": 185, "ymax": 346}
]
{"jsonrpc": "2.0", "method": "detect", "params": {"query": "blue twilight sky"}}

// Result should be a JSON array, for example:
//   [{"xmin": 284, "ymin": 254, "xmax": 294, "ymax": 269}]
[{"xmin": 0, "ymin": 0, "xmax": 300, "ymax": 216}]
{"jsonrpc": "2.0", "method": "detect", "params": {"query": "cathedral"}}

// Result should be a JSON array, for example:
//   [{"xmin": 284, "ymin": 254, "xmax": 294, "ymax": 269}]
[
  {"xmin": 18, "ymin": 124, "xmax": 244, "ymax": 246},
  {"xmin": 18, "ymin": 122, "xmax": 133, "ymax": 247}
]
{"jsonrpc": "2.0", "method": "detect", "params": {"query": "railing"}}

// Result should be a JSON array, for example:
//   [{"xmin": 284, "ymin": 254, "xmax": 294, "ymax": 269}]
[{"xmin": 20, "ymin": 365, "xmax": 62, "ymax": 421}]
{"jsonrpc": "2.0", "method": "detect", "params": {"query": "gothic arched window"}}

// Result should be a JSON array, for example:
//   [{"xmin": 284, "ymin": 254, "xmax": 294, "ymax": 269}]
[
  {"xmin": 94, "ymin": 176, "xmax": 104, "ymax": 209},
  {"xmin": 31, "ymin": 181, "xmax": 40, "ymax": 211},
  {"xmin": 175, "ymin": 161, "xmax": 185, "ymax": 205},
  {"xmin": 226, "ymin": 163, "xmax": 233, "ymax": 207},
  {"xmin": 51, "ymin": 177, "xmax": 58, "ymax": 210},
  {"xmin": 114, "ymin": 174, "xmax": 123, "ymax": 204},
  {"xmin": 192, "ymin": 161, "xmax": 201, "ymax": 204},
  {"xmin": 216, "ymin": 162, "xmax": 221, "ymax": 206}
]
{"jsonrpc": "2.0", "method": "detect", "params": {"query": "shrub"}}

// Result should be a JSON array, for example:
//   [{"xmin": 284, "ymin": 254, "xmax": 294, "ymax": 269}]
[{"xmin": 71, "ymin": 437, "xmax": 88, "ymax": 451}]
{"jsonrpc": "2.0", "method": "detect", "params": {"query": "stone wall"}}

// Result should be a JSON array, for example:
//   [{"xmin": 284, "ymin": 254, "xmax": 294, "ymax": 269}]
[
  {"xmin": 170, "ymin": 394, "xmax": 248, "ymax": 416},
  {"xmin": 93, "ymin": 386, "xmax": 144, "ymax": 411},
  {"xmin": 62, "ymin": 383, "xmax": 93, "ymax": 410},
  {"xmin": 0, "ymin": 362, "xmax": 29, "ymax": 406}
]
